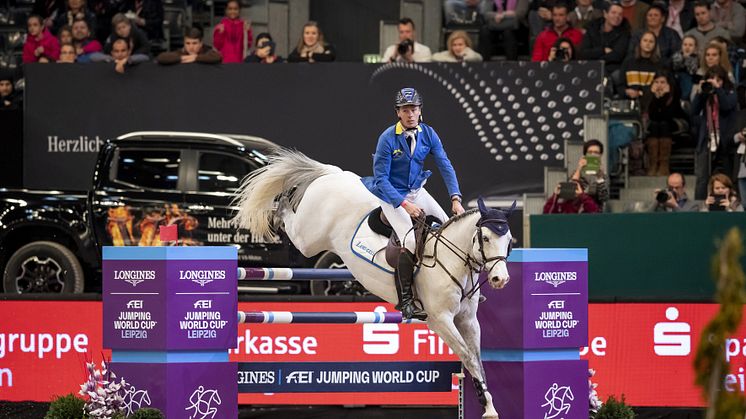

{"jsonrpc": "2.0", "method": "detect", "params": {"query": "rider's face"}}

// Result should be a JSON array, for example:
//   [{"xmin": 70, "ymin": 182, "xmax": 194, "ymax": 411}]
[{"xmin": 397, "ymin": 105, "xmax": 421, "ymax": 129}]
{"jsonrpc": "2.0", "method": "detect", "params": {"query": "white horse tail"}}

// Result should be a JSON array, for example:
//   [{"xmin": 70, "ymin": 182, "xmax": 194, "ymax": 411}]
[{"xmin": 232, "ymin": 148, "xmax": 342, "ymax": 240}]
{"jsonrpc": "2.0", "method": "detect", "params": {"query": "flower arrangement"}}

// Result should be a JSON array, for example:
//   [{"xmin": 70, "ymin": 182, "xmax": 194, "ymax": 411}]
[
  {"xmin": 588, "ymin": 368, "xmax": 602, "ymax": 415},
  {"xmin": 78, "ymin": 360, "xmax": 130, "ymax": 419}
]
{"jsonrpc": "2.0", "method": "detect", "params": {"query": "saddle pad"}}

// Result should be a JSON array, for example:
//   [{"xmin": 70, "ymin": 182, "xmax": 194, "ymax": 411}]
[{"xmin": 350, "ymin": 211, "xmax": 395, "ymax": 274}]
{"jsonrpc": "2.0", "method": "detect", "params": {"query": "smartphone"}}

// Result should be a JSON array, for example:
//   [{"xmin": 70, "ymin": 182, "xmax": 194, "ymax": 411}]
[
  {"xmin": 709, "ymin": 194, "xmax": 727, "ymax": 211},
  {"xmin": 558, "ymin": 182, "xmax": 577, "ymax": 200},
  {"xmin": 582, "ymin": 155, "xmax": 600, "ymax": 176}
]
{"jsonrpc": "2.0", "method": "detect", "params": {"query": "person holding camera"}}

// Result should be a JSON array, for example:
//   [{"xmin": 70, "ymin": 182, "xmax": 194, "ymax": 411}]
[
  {"xmin": 570, "ymin": 139, "xmax": 609, "ymax": 210},
  {"xmin": 701, "ymin": 173, "xmax": 743, "ymax": 211},
  {"xmin": 647, "ymin": 71, "xmax": 687, "ymax": 176},
  {"xmin": 288, "ymin": 21, "xmax": 336, "ymax": 63},
  {"xmin": 381, "ymin": 17, "xmax": 432, "ymax": 63},
  {"xmin": 432, "ymin": 30, "xmax": 483, "ymax": 62},
  {"xmin": 546, "ymin": 37, "xmax": 576, "ymax": 62},
  {"xmin": 244, "ymin": 33, "xmax": 283, "ymax": 63},
  {"xmin": 531, "ymin": 3, "xmax": 583, "ymax": 62},
  {"xmin": 692, "ymin": 65, "xmax": 738, "ymax": 199},
  {"xmin": 543, "ymin": 179, "xmax": 600, "ymax": 214},
  {"xmin": 653, "ymin": 172, "xmax": 700, "ymax": 211},
  {"xmin": 691, "ymin": 43, "xmax": 734, "ymax": 99}
]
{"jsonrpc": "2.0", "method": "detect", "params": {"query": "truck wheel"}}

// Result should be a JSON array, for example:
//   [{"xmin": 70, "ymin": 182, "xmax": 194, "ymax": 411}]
[
  {"xmin": 3, "ymin": 241, "xmax": 85, "ymax": 293},
  {"xmin": 311, "ymin": 251, "xmax": 369, "ymax": 296}
]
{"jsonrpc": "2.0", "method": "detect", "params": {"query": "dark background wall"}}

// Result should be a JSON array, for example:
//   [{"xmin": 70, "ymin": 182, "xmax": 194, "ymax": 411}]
[
  {"xmin": 310, "ymin": 0, "xmax": 399, "ymax": 61},
  {"xmin": 22, "ymin": 62, "xmax": 603, "ymax": 203}
]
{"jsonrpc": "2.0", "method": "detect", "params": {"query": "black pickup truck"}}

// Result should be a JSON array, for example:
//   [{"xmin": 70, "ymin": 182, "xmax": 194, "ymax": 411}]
[{"xmin": 0, "ymin": 132, "xmax": 342, "ymax": 294}]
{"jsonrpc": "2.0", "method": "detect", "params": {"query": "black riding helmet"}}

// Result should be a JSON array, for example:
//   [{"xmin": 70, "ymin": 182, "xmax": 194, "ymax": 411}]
[{"xmin": 395, "ymin": 87, "xmax": 423, "ymax": 108}]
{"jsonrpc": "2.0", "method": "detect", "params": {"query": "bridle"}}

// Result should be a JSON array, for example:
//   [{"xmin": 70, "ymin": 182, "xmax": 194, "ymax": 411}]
[{"xmin": 418, "ymin": 211, "xmax": 511, "ymax": 301}]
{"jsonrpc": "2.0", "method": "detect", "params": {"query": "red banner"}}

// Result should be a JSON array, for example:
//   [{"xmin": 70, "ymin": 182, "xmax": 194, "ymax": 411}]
[{"xmin": 3, "ymin": 300, "xmax": 745, "ymax": 407}]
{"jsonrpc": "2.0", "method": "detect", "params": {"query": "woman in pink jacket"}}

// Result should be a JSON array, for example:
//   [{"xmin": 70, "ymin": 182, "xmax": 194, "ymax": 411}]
[
  {"xmin": 23, "ymin": 15, "xmax": 60, "ymax": 63},
  {"xmin": 213, "ymin": 0, "xmax": 252, "ymax": 63}
]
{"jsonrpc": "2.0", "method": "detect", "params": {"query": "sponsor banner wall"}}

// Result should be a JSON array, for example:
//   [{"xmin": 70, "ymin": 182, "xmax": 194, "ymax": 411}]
[
  {"xmin": 2, "ymin": 300, "xmax": 741, "ymax": 407},
  {"xmin": 24, "ymin": 63, "xmax": 603, "ymax": 198}
]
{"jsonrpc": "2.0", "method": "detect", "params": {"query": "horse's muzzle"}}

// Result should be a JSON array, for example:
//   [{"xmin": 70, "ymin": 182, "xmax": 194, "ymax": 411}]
[{"xmin": 488, "ymin": 260, "xmax": 510, "ymax": 289}]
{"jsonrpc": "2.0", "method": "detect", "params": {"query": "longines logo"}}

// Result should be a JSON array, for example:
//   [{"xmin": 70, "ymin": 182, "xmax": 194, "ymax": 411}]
[
  {"xmin": 179, "ymin": 270, "xmax": 226, "ymax": 287},
  {"xmin": 534, "ymin": 271, "xmax": 577, "ymax": 287},
  {"xmin": 114, "ymin": 270, "xmax": 156, "ymax": 287}
]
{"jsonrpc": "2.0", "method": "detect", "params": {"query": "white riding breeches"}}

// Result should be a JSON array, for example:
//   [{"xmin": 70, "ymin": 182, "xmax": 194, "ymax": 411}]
[{"xmin": 380, "ymin": 188, "xmax": 449, "ymax": 253}]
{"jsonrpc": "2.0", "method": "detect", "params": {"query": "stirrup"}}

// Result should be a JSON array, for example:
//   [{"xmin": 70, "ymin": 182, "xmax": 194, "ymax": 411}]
[{"xmin": 400, "ymin": 299, "xmax": 427, "ymax": 321}]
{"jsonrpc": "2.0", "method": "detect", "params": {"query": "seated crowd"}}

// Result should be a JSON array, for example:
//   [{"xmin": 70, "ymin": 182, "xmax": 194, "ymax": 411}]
[{"xmin": 7, "ymin": 0, "xmax": 746, "ymax": 211}]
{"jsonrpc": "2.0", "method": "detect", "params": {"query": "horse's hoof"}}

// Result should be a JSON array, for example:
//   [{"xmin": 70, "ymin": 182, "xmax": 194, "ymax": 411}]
[{"xmin": 482, "ymin": 413, "xmax": 499, "ymax": 419}]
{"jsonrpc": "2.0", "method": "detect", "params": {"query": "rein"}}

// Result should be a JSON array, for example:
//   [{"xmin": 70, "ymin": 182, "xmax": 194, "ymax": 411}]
[{"xmin": 416, "ymin": 212, "xmax": 508, "ymax": 301}]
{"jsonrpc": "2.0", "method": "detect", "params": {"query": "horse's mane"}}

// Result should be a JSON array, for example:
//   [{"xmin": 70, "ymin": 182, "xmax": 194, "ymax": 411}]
[{"xmin": 437, "ymin": 208, "xmax": 480, "ymax": 231}]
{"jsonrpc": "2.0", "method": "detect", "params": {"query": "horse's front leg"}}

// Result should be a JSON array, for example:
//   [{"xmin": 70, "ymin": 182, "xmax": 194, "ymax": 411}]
[{"xmin": 428, "ymin": 312, "xmax": 498, "ymax": 419}]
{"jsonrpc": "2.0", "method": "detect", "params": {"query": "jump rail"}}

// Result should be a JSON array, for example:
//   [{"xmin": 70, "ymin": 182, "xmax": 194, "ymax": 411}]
[
  {"xmin": 238, "ymin": 311, "xmax": 426, "ymax": 324},
  {"xmin": 238, "ymin": 267, "xmax": 356, "ymax": 281}
]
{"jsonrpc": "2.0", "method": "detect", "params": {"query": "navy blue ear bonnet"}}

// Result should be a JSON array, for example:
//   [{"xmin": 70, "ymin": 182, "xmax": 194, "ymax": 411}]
[{"xmin": 476, "ymin": 197, "xmax": 515, "ymax": 236}]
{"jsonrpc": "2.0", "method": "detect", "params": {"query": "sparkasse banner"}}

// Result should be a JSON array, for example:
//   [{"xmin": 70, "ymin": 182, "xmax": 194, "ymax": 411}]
[{"xmin": 1, "ymin": 300, "xmax": 743, "ymax": 407}]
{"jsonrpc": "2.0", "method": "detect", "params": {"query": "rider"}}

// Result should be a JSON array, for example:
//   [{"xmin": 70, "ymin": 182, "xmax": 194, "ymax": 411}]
[{"xmin": 362, "ymin": 87, "xmax": 465, "ymax": 321}]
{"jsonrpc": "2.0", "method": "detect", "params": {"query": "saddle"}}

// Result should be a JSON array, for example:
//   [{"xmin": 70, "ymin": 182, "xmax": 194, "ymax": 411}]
[{"xmin": 367, "ymin": 207, "xmax": 440, "ymax": 267}]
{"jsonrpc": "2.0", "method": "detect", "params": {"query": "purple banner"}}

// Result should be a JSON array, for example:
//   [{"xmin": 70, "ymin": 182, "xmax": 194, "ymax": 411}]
[
  {"xmin": 463, "ymin": 360, "xmax": 588, "ymax": 419},
  {"xmin": 103, "ymin": 260, "xmax": 168, "ymax": 350},
  {"xmin": 112, "ymin": 362, "xmax": 238, "ymax": 418},
  {"xmin": 479, "ymin": 261, "xmax": 588, "ymax": 349}
]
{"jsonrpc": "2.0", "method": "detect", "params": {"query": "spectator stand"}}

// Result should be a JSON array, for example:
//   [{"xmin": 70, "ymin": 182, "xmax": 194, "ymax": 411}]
[
  {"xmin": 162, "ymin": 0, "xmax": 191, "ymax": 51},
  {"xmin": 0, "ymin": 0, "xmax": 31, "ymax": 69}
]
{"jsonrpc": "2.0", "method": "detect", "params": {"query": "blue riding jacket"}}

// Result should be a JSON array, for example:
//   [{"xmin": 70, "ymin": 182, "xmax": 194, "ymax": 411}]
[{"xmin": 362, "ymin": 121, "xmax": 461, "ymax": 207}]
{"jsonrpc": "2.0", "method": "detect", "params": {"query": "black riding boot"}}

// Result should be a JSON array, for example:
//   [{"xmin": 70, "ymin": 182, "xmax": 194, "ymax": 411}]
[{"xmin": 395, "ymin": 250, "xmax": 428, "ymax": 321}]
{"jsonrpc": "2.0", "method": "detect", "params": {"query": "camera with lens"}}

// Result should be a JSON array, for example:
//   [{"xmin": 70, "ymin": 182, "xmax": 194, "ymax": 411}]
[
  {"xmin": 397, "ymin": 39, "xmax": 414, "ymax": 56},
  {"xmin": 701, "ymin": 81, "xmax": 713, "ymax": 95},
  {"xmin": 553, "ymin": 46, "xmax": 569, "ymax": 62},
  {"xmin": 656, "ymin": 188, "xmax": 677, "ymax": 204}
]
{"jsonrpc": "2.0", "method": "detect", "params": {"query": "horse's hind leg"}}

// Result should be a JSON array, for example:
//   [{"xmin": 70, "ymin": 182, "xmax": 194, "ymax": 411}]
[{"xmin": 428, "ymin": 314, "xmax": 499, "ymax": 419}]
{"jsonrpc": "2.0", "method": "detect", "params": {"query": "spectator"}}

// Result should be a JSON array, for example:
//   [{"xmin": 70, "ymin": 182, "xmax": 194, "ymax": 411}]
[
  {"xmin": 734, "ymin": 125, "xmax": 746, "ymax": 195},
  {"xmin": 104, "ymin": 14, "xmax": 150, "ymax": 58},
  {"xmin": 628, "ymin": 3, "xmax": 681, "ymax": 66},
  {"xmin": 701, "ymin": 173, "xmax": 744, "ymax": 211},
  {"xmin": 0, "ymin": 72, "xmax": 21, "ymax": 111},
  {"xmin": 616, "ymin": 31, "xmax": 660, "ymax": 102},
  {"xmin": 432, "ymin": 30, "xmax": 483, "ymax": 62},
  {"xmin": 579, "ymin": 2, "xmax": 630, "ymax": 76},
  {"xmin": 547, "ymin": 37, "xmax": 577, "ymax": 62},
  {"xmin": 58, "ymin": 25, "xmax": 73, "ymax": 44},
  {"xmin": 543, "ymin": 179, "xmax": 600, "ymax": 214},
  {"xmin": 619, "ymin": 0, "xmax": 649, "ymax": 32},
  {"xmin": 52, "ymin": 0, "xmax": 96, "ymax": 37},
  {"xmin": 527, "ymin": 0, "xmax": 572, "ymax": 48},
  {"xmin": 531, "ymin": 3, "xmax": 583, "ymax": 62},
  {"xmin": 671, "ymin": 35, "xmax": 699, "ymax": 98},
  {"xmin": 709, "ymin": 36, "xmax": 741, "ymax": 78},
  {"xmin": 691, "ymin": 43, "xmax": 734, "ymax": 99},
  {"xmin": 156, "ymin": 27, "xmax": 222, "ymax": 65},
  {"xmin": 382, "ymin": 17, "xmax": 431, "ymax": 63},
  {"xmin": 478, "ymin": 0, "xmax": 529, "ymax": 61},
  {"xmin": 684, "ymin": 2, "xmax": 731, "ymax": 54},
  {"xmin": 96, "ymin": 37, "xmax": 148, "ymax": 72},
  {"xmin": 288, "ymin": 21, "xmax": 336, "ymax": 63},
  {"xmin": 652, "ymin": 172, "xmax": 700, "ymax": 211},
  {"xmin": 647, "ymin": 71, "xmax": 687, "ymax": 176},
  {"xmin": 444, "ymin": 0, "xmax": 481, "ymax": 26},
  {"xmin": 711, "ymin": 0, "xmax": 746, "ymax": 43},
  {"xmin": 692, "ymin": 65, "xmax": 738, "ymax": 199},
  {"xmin": 71, "ymin": 18, "xmax": 103, "ymax": 62},
  {"xmin": 213, "ymin": 0, "xmax": 252, "ymax": 63},
  {"xmin": 570, "ymin": 139, "xmax": 609, "ymax": 210},
  {"xmin": 568, "ymin": 0, "xmax": 602, "ymax": 34},
  {"xmin": 89, "ymin": 0, "xmax": 128, "ymax": 42},
  {"xmin": 244, "ymin": 32, "xmax": 284, "ymax": 63},
  {"xmin": 24, "ymin": 15, "xmax": 60, "ymax": 63},
  {"xmin": 124, "ymin": 0, "xmax": 164, "ymax": 41},
  {"xmin": 58, "ymin": 43, "xmax": 77, "ymax": 62},
  {"xmin": 666, "ymin": 0, "xmax": 695, "ymax": 38}
]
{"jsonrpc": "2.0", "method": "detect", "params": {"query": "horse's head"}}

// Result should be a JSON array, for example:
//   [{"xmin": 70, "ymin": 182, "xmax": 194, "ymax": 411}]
[{"xmin": 473, "ymin": 197, "xmax": 514, "ymax": 289}]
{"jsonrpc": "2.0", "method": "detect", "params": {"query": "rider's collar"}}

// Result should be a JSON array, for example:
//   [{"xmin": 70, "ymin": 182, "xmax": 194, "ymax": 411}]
[{"xmin": 395, "ymin": 121, "xmax": 422, "ymax": 135}]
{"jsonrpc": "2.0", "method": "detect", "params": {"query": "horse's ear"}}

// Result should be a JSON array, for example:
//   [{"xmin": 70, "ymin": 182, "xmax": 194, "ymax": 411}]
[
  {"xmin": 505, "ymin": 200, "xmax": 517, "ymax": 217},
  {"xmin": 477, "ymin": 196, "xmax": 489, "ymax": 215}
]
